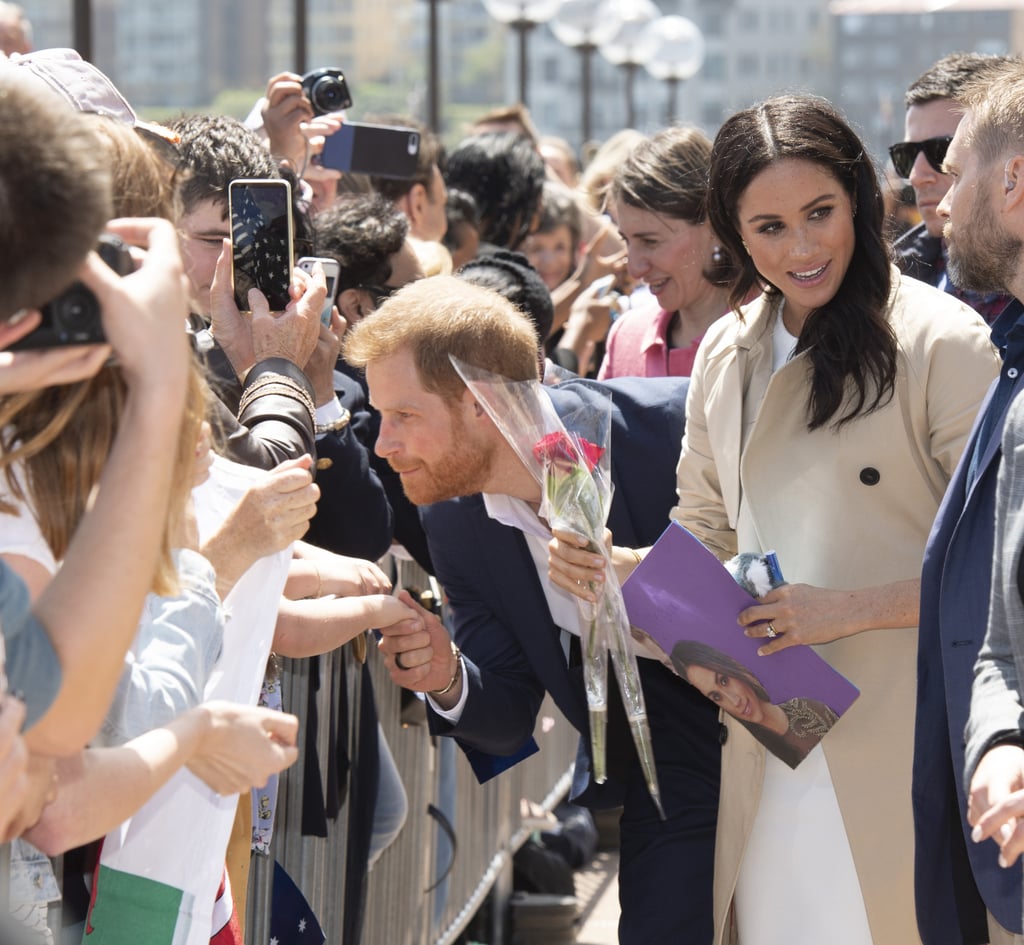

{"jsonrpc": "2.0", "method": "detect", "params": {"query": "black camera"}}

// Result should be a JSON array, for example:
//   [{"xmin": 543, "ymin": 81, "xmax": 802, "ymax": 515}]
[
  {"xmin": 301, "ymin": 67, "xmax": 352, "ymax": 117},
  {"xmin": 9, "ymin": 234, "xmax": 134, "ymax": 350}
]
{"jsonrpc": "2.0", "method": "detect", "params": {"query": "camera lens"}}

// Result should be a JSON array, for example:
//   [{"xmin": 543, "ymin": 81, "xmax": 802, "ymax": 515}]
[
  {"xmin": 312, "ymin": 76, "xmax": 345, "ymax": 113},
  {"xmin": 52, "ymin": 287, "xmax": 101, "ymax": 342}
]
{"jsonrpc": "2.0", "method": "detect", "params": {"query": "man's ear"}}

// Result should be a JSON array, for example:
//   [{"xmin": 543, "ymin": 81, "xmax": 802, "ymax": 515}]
[
  {"xmin": 1003, "ymin": 155, "xmax": 1024, "ymax": 209},
  {"xmin": 337, "ymin": 288, "xmax": 364, "ymax": 323},
  {"xmin": 459, "ymin": 388, "xmax": 488, "ymax": 422},
  {"xmin": 400, "ymin": 183, "xmax": 428, "ymax": 227}
]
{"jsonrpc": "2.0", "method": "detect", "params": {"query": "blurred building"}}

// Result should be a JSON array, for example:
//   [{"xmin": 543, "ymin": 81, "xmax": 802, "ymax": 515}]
[
  {"xmin": 519, "ymin": 0, "xmax": 834, "ymax": 151},
  {"xmin": 829, "ymin": 0, "xmax": 1024, "ymax": 167},
  {"xmin": 19, "ymin": 0, "xmax": 1024, "ymax": 165}
]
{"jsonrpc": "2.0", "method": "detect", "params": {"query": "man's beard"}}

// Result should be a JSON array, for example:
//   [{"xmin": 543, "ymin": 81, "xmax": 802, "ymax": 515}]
[
  {"xmin": 946, "ymin": 197, "xmax": 1021, "ymax": 294},
  {"xmin": 395, "ymin": 418, "xmax": 496, "ymax": 506}
]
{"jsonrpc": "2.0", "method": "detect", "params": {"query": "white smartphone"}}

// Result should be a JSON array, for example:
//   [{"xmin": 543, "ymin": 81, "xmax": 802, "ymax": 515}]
[
  {"xmin": 297, "ymin": 256, "xmax": 341, "ymax": 325},
  {"xmin": 229, "ymin": 178, "xmax": 294, "ymax": 311}
]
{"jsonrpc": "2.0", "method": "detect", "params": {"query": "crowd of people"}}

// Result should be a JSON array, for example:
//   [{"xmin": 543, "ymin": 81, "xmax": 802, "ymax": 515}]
[{"xmin": 3, "ymin": 0, "xmax": 1024, "ymax": 942}]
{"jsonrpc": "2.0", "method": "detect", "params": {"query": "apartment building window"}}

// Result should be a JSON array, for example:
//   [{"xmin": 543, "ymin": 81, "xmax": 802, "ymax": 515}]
[
  {"xmin": 703, "ymin": 52, "xmax": 726, "ymax": 81},
  {"xmin": 702, "ymin": 12, "xmax": 723, "ymax": 37},
  {"xmin": 737, "ymin": 53, "xmax": 758, "ymax": 76}
]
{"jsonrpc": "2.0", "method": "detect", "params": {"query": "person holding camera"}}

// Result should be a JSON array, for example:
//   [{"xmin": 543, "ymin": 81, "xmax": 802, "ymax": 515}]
[{"xmin": 0, "ymin": 68, "xmax": 193, "ymax": 761}]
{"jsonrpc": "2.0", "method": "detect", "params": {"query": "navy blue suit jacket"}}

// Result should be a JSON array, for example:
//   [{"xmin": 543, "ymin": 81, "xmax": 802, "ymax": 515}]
[{"xmin": 916, "ymin": 377, "xmax": 1024, "ymax": 943}]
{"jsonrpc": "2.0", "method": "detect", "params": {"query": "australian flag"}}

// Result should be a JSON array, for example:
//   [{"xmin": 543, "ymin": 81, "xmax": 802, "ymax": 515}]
[{"xmin": 269, "ymin": 860, "xmax": 325, "ymax": 945}]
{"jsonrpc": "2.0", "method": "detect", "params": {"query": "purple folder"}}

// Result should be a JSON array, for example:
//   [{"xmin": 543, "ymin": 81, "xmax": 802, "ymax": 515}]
[{"xmin": 622, "ymin": 522, "xmax": 859, "ymax": 765}]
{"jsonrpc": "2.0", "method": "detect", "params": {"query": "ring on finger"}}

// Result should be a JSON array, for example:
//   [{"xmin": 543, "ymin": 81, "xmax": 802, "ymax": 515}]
[
  {"xmin": 765, "ymin": 623, "xmax": 778, "ymax": 639},
  {"xmin": 395, "ymin": 651, "xmax": 408, "ymax": 671}
]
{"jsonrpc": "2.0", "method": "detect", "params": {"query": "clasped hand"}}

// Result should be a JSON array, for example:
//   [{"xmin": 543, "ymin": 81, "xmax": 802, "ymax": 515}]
[{"xmin": 968, "ymin": 744, "xmax": 1024, "ymax": 868}]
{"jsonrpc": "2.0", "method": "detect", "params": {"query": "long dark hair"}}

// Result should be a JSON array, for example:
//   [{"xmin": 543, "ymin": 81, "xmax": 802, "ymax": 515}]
[
  {"xmin": 707, "ymin": 94, "xmax": 897, "ymax": 430},
  {"xmin": 670, "ymin": 640, "xmax": 771, "ymax": 704}
]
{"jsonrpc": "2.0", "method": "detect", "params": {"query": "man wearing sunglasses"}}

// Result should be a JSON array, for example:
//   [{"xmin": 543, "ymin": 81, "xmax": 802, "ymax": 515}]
[
  {"xmin": 892, "ymin": 52, "xmax": 1014, "ymax": 325},
  {"xmin": 912, "ymin": 56, "xmax": 1024, "ymax": 945}
]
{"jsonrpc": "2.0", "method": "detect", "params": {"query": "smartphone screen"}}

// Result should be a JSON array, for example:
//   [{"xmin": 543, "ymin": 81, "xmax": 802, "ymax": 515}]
[
  {"xmin": 297, "ymin": 256, "xmax": 340, "ymax": 325},
  {"xmin": 229, "ymin": 179, "xmax": 294, "ymax": 311},
  {"xmin": 319, "ymin": 122, "xmax": 421, "ymax": 180}
]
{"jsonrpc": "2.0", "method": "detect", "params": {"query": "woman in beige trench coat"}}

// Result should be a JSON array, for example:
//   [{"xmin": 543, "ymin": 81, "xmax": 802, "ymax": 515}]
[{"xmin": 549, "ymin": 94, "xmax": 999, "ymax": 945}]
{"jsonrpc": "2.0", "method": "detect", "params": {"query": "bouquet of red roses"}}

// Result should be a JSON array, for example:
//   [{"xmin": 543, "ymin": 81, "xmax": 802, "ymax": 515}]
[{"xmin": 451, "ymin": 357, "xmax": 664, "ymax": 818}]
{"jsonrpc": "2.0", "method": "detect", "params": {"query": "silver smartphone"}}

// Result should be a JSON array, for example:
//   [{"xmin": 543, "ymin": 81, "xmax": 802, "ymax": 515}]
[
  {"xmin": 229, "ymin": 178, "xmax": 294, "ymax": 311},
  {"xmin": 297, "ymin": 256, "xmax": 341, "ymax": 325}
]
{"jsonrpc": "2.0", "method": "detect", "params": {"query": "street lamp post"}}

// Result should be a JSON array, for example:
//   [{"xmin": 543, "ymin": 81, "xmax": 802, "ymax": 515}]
[
  {"xmin": 73, "ymin": 0, "xmax": 92, "ymax": 61},
  {"xmin": 550, "ymin": 0, "xmax": 621, "ymax": 147},
  {"xmin": 294, "ymin": 0, "xmax": 308, "ymax": 75},
  {"xmin": 425, "ymin": 0, "xmax": 444, "ymax": 132},
  {"xmin": 638, "ymin": 15, "xmax": 705, "ymax": 125},
  {"xmin": 481, "ymin": 0, "xmax": 562, "ymax": 106},
  {"xmin": 596, "ymin": 0, "xmax": 659, "ymax": 129}
]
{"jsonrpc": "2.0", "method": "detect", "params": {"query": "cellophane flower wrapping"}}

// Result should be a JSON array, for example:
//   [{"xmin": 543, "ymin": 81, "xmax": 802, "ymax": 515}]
[{"xmin": 450, "ymin": 357, "xmax": 664, "ymax": 818}]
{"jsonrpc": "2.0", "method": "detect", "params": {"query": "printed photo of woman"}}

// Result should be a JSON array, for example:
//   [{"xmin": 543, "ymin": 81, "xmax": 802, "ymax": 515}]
[{"xmin": 670, "ymin": 640, "xmax": 838, "ymax": 768}]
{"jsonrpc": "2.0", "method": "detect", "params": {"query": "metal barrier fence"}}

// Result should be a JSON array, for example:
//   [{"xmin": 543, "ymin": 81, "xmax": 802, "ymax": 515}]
[{"xmin": 246, "ymin": 556, "xmax": 581, "ymax": 945}]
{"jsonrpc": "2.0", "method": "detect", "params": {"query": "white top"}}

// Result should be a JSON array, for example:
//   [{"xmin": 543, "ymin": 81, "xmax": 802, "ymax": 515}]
[
  {"xmin": 0, "ymin": 464, "xmax": 57, "ymax": 575},
  {"xmin": 736, "ymin": 307, "xmax": 874, "ymax": 945}
]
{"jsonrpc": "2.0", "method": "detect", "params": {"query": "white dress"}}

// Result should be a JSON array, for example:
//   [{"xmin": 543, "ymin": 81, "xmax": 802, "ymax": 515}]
[{"xmin": 732, "ymin": 317, "xmax": 874, "ymax": 945}]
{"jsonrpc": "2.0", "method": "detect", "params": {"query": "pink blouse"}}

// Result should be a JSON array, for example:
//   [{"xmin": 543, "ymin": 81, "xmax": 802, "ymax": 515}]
[{"xmin": 598, "ymin": 303, "xmax": 703, "ymax": 380}]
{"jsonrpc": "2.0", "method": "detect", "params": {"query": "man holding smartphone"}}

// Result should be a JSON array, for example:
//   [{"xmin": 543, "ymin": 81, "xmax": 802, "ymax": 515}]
[
  {"xmin": 172, "ymin": 114, "xmax": 392, "ymax": 558},
  {"xmin": 171, "ymin": 113, "xmax": 323, "ymax": 471}
]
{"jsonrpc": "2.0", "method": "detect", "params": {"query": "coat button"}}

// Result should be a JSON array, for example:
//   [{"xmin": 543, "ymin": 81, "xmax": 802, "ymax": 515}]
[
  {"xmin": 859, "ymin": 467, "xmax": 880, "ymax": 486},
  {"xmin": 719, "ymin": 723, "xmax": 729, "ymax": 745}
]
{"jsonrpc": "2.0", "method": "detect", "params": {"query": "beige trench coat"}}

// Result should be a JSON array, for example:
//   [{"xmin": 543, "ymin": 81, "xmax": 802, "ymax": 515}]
[{"xmin": 672, "ymin": 271, "xmax": 1000, "ymax": 945}]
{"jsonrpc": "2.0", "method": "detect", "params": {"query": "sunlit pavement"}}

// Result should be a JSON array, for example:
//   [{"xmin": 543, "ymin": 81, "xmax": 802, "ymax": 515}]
[{"xmin": 575, "ymin": 850, "xmax": 620, "ymax": 944}]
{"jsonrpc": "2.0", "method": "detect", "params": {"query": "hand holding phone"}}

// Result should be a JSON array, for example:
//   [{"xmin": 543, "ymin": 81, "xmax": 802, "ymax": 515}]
[{"xmin": 297, "ymin": 256, "xmax": 341, "ymax": 325}]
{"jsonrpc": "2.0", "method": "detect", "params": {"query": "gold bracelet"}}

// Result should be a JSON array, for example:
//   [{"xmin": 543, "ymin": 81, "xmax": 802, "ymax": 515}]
[
  {"xmin": 315, "ymin": 407, "xmax": 352, "ymax": 436},
  {"xmin": 628, "ymin": 548, "xmax": 643, "ymax": 566},
  {"xmin": 238, "ymin": 372, "xmax": 317, "ymax": 432},
  {"xmin": 313, "ymin": 564, "xmax": 322, "ymax": 599},
  {"xmin": 430, "ymin": 642, "xmax": 462, "ymax": 696}
]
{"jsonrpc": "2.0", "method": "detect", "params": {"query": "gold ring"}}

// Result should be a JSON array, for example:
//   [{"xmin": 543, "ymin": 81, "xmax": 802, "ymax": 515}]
[{"xmin": 765, "ymin": 624, "xmax": 778, "ymax": 639}]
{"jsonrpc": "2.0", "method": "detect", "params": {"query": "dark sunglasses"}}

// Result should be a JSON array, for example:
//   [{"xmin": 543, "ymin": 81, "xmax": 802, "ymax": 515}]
[
  {"xmin": 888, "ymin": 136, "xmax": 953, "ymax": 179},
  {"xmin": 358, "ymin": 283, "xmax": 399, "ymax": 307}
]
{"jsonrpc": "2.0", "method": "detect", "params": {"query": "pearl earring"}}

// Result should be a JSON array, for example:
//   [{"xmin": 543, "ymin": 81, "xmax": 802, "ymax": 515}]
[{"xmin": 711, "ymin": 245, "xmax": 724, "ymax": 265}]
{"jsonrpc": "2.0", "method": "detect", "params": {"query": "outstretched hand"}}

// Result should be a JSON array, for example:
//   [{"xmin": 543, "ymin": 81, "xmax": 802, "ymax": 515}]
[{"xmin": 376, "ymin": 589, "xmax": 456, "ymax": 695}]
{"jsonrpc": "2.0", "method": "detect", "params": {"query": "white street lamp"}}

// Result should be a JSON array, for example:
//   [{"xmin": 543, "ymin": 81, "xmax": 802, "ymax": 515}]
[
  {"xmin": 638, "ymin": 15, "xmax": 705, "ymax": 125},
  {"xmin": 481, "ymin": 0, "xmax": 563, "ymax": 105},
  {"xmin": 595, "ymin": 0, "xmax": 660, "ymax": 129},
  {"xmin": 550, "ymin": 0, "xmax": 623, "ymax": 144}
]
